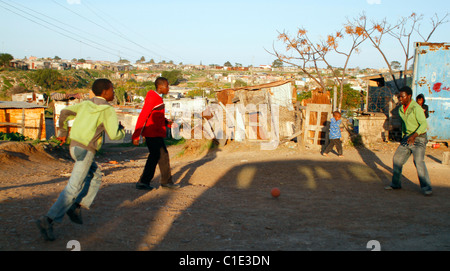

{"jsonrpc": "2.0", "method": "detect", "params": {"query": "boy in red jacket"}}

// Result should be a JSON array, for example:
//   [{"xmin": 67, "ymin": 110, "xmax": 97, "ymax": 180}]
[{"xmin": 132, "ymin": 77, "xmax": 179, "ymax": 190}]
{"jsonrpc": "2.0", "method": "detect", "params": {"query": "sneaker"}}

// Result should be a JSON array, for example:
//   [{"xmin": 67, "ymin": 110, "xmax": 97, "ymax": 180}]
[
  {"xmin": 66, "ymin": 204, "xmax": 83, "ymax": 224},
  {"xmin": 136, "ymin": 182, "xmax": 154, "ymax": 190},
  {"xmin": 384, "ymin": 185, "xmax": 401, "ymax": 190},
  {"xmin": 161, "ymin": 183, "xmax": 180, "ymax": 189},
  {"xmin": 36, "ymin": 216, "xmax": 55, "ymax": 241},
  {"xmin": 423, "ymin": 190, "xmax": 433, "ymax": 196}
]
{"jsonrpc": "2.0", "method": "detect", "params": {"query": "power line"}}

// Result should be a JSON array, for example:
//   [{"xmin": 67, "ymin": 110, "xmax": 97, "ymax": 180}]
[
  {"xmin": 83, "ymin": 0, "xmax": 186, "ymax": 63},
  {"xmin": 2, "ymin": 0, "xmax": 187, "ymax": 64},
  {"xmin": 0, "ymin": 1, "xmax": 124, "ymax": 59},
  {"xmin": 6, "ymin": 0, "xmax": 152, "ymax": 61},
  {"xmin": 51, "ymin": 0, "xmax": 169, "ymax": 62}
]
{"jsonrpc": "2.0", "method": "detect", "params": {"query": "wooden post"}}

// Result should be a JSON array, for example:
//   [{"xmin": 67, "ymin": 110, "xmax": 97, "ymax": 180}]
[
  {"xmin": 37, "ymin": 113, "xmax": 43, "ymax": 141},
  {"xmin": 443, "ymin": 152, "xmax": 450, "ymax": 165},
  {"xmin": 21, "ymin": 108, "xmax": 25, "ymax": 135},
  {"xmin": 364, "ymin": 85, "xmax": 369, "ymax": 112}
]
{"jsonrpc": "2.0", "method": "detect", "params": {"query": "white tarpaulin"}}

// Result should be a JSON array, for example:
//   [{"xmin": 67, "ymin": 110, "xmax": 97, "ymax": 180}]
[{"xmin": 268, "ymin": 83, "xmax": 294, "ymax": 111}]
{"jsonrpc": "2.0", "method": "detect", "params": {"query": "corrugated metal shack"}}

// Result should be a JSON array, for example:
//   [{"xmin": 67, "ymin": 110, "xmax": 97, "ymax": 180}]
[
  {"xmin": 0, "ymin": 101, "xmax": 47, "ymax": 140},
  {"xmin": 213, "ymin": 79, "xmax": 301, "ymax": 144}
]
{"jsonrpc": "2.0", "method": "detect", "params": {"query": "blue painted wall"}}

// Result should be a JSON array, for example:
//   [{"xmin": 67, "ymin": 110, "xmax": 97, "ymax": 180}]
[{"xmin": 412, "ymin": 42, "xmax": 450, "ymax": 141}]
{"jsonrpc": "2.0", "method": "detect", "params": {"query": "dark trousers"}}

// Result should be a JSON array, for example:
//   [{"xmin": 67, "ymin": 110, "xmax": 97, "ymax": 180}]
[
  {"xmin": 324, "ymin": 138, "xmax": 343, "ymax": 155},
  {"xmin": 138, "ymin": 137, "xmax": 172, "ymax": 185}
]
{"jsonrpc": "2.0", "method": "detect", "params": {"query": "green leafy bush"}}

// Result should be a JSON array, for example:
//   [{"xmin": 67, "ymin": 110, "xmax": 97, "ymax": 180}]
[{"xmin": 0, "ymin": 132, "xmax": 30, "ymax": 141}]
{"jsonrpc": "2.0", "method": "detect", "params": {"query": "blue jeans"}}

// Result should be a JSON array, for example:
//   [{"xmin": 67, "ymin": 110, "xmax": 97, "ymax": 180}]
[
  {"xmin": 391, "ymin": 135, "xmax": 432, "ymax": 192},
  {"xmin": 47, "ymin": 146, "xmax": 102, "ymax": 223}
]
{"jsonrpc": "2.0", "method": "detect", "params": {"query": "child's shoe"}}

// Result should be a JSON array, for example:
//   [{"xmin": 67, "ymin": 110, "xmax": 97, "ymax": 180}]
[
  {"xmin": 67, "ymin": 203, "xmax": 83, "ymax": 224},
  {"xmin": 36, "ymin": 216, "xmax": 55, "ymax": 241}
]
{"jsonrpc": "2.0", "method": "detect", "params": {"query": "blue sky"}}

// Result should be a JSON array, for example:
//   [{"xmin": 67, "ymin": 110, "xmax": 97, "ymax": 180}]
[{"xmin": 0, "ymin": 0, "xmax": 449, "ymax": 68}]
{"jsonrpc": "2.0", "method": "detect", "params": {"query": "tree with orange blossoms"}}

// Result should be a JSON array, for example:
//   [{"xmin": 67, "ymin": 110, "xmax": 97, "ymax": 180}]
[
  {"xmin": 269, "ymin": 23, "xmax": 367, "ymax": 111},
  {"xmin": 270, "ymin": 28, "xmax": 340, "ymax": 93}
]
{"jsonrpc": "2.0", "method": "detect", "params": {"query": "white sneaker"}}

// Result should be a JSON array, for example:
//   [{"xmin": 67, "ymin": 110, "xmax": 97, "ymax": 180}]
[{"xmin": 423, "ymin": 190, "xmax": 433, "ymax": 196}]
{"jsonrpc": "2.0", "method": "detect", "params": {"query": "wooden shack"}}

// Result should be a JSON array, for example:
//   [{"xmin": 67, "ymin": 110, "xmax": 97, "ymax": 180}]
[
  {"xmin": 0, "ymin": 101, "xmax": 47, "ymax": 140},
  {"xmin": 215, "ymin": 79, "xmax": 299, "ymax": 141}
]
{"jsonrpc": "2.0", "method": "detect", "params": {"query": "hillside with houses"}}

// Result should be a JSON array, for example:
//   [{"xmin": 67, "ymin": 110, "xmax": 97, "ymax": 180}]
[
  {"xmin": 1, "ymin": 55, "xmax": 389, "ymax": 108},
  {"xmin": 1, "ymin": 53, "xmax": 420, "ymax": 148}
]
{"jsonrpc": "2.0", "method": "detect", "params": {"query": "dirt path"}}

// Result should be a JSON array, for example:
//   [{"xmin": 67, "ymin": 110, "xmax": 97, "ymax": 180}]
[{"xmin": 1, "ymin": 140, "xmax": 449, "ymax": 251}]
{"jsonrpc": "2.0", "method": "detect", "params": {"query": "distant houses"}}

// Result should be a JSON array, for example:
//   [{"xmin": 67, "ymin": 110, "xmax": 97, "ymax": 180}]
[
  {"xmin": 9, "ymin": 56, "xmax": 135, "ymax": 71},
  {"xmin": 6, "ymin": 56, "xmax": 393, "ymax": 102}
]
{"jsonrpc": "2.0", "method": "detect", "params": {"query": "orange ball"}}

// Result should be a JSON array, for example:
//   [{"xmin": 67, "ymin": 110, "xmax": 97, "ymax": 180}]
[{"xmin": 271, "ymin": 187, "xmax": 280, "ymax": 198}]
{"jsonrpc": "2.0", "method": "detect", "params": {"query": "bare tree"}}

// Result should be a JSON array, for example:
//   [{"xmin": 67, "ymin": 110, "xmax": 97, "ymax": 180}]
[
  {"xmin": 349, "ymin": 12, "xmax": 449, "ymax": 90},
  {"xmin": 268, "ymin": 22, "xmax": 367, "ymax": 111},
  {"xmin": 269, "ymin": 12, "xmax": 448, "ymax": 111},
  {"xmin": 268, "ymin": 28, "xmax": 330, "ymax": 91}
]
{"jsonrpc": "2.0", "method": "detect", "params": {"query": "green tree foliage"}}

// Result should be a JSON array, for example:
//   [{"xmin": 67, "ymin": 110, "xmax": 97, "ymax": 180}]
[
  {"xmin": 27, "ymin": 69, "xmax": 98, "ymax": 92},
  {"xmin": 139, "ymin": 81, "xmax": 155, "ymax": 96},
  {"xmin": 0, "ymin": 53, "xmax": 14, "ymax": 67},
  {"xmin": 272, "ymin": 59, "xmax": 283, "ymax": 68},
  {"xmin": 131, "ymin": 81, "xmax": 155, "ymax": 101},
  {"xmin": 136, "ymin": 56, "xmax": 146, "ymax": 63},
  {"xmin": 185, "ymin": 88, "xmax": 215, "ymax": 98},
  {"xmin": 0, "ymin": 132, "xmax": 30, "ymax": 141},
  {"xmin": 330, "ymin": 84, "xmax": 362, "ymax": 110},
  {"xmin": 118, "ymin": 58, "xmax": 130, "ymax": 64},
  {"xmin": 297, "ymin": 90, "xmax": 311, "ymax": 103},
  {"xmin": 297, "ymin": 84, "xmax": 361, "ymax": 110},
  {"xmin": 234, "ymin": 79, "xmax": 247, "ymax": 87},
  {"xmin": 1, "ymin": 76, "xmax": 13, "ymax": 93},
  {"xmin": 161, "ymin": 70, "xmax": 183, "ymax": 85},
  {"xmin": 114, "ymin": 85, "xmax": 127, "ymax": 104},
  {"xmin": 31, "ymin": 69, "xmax": 64, "ymax": 91},
  {"xmin": 390, "ymin": 60, "xmax": 402, "ymax": 70}
]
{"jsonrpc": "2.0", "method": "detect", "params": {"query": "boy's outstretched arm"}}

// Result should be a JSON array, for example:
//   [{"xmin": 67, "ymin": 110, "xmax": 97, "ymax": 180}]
[{"xmin": 103, "ymin": 107, "xmax": 126, "ymax": 141}]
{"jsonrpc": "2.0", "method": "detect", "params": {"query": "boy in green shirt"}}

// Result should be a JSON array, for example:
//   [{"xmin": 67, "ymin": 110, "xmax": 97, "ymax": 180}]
[
  {"xmin": 36, "ymin": 79, "xmax": 125, "ymax": 241},
  {"xmin": 385, "ymin": 86, "xmax": 432, "ymax": 196}
]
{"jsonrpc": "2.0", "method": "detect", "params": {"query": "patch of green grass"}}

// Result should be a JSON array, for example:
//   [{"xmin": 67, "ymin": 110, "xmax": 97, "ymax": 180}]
[
  {"xmin": 165, "ymin": 137, "xmax": 186, "ymax": 146},
  {"xmin": 198, "ymin": 139, "xmax": 217, "ymax": 153}
]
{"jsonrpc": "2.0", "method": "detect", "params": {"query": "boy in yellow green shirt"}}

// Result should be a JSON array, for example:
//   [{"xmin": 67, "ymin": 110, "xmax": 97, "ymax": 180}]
[{"xmin": 36, "ymin": 79, "xmax": 125, "ymax": 241}]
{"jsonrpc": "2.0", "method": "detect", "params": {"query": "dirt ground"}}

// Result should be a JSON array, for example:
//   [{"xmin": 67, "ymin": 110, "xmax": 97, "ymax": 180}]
[{"xmin": 1, "ymin": 138, "xmax": 449, "ymax": 251}]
